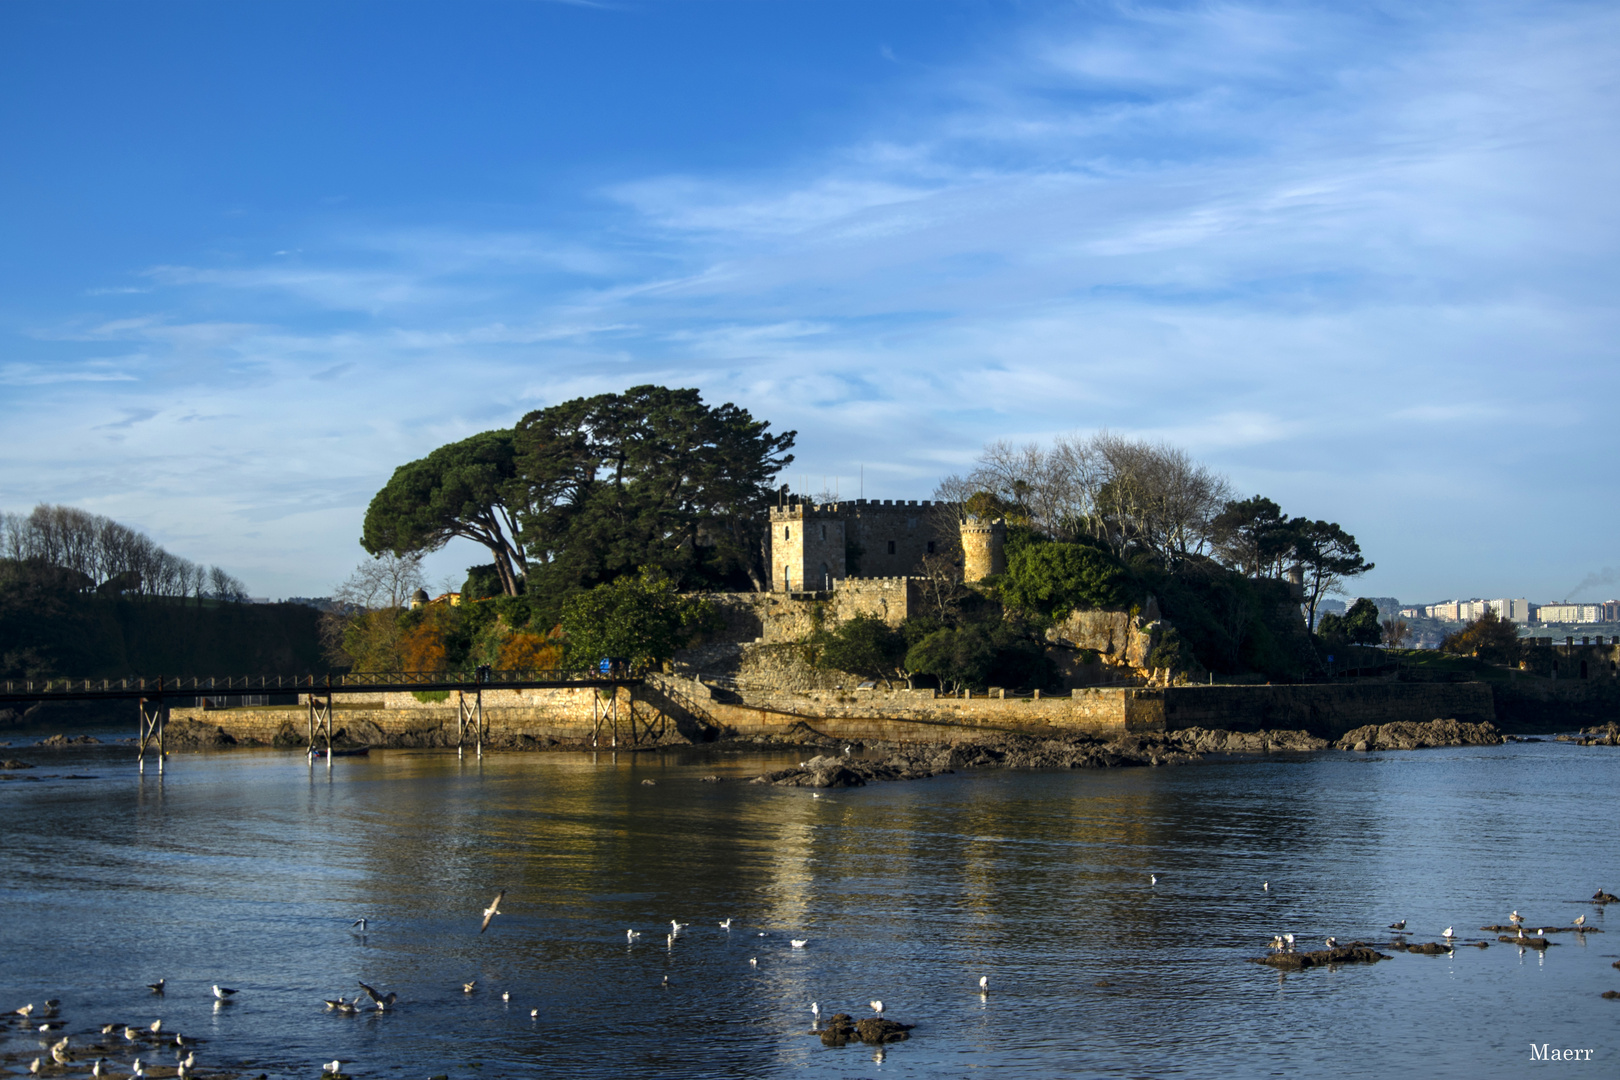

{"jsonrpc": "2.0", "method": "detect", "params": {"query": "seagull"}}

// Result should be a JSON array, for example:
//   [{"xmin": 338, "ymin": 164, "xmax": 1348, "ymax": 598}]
[
  {"xmin": 212, "ymin": 985, "xmax": 237, "ymax": 1000},
  {"xmin": 149, "ymin": 1020, "xmax": 163, "ymax": 1035},
  {"xmin": 1284, "ymin": 933, "xmax": 1294, "ymax": 946},
  {"xmin": 979, "ymin": 975, "xmax": 989, "ymax": 992},
  {"xmin": 1389, "ymin": 920, "xmax": 1406, "ymax": 930},
  {"xmin": 670, "ymin": 920, "xmax": 687, "ymax": 934},
  {"xmin": 480, "ymin": 891, "xmax": 505, "ymax": 934},
  {"xmin": 101, "ymin": 1025, "xmax": 115, "ymax": 1035},
  {"xmin": 463, "ymin": 982, "xmax": 476, "ymax": 994},
  {"xmin": 322, "ymin": 998, "xmax": 344, "ymax": 1011},
  {"xmin": 335, "ymin": 1000, "xmax": 358, "ymax": 1016},
  {"xmin": 1270, "ymin": 935, "xmax": 1286, "ymax": 950},
  {"xmin": 147, "ymin": 979, "xmax": 165, "ymax": 994},
  {"xmin": 1536, "ymin": 928, "xmax": 1545, "ymax": 937},
  {"xmin": 870, "ymin": 999, "xmax": 885, "ymax": 1018},
  {"xmin": 124, "ymin": 1027, "xmax": 138, "ymax": 1042},
  {"xmin": 1262, "ymin": 881, "xmax": 1270, "ymax": 892},
  {"xmin": 719, "ymin": 919, "xmax": 732, "ymax": 930},
  {"xmin": 791, "ymin": 939, "xmax": 808, "ymax": 948},
  {"xmin": 352, "ymin": 919, "xmax": 367, "ymax": 932},
  {"xmin": 1324, "ymin": 937, "xmax": 1337, "ymax": 949},
  {"xmin": 131, "ymin": 1060, "xmax": 144, "ymax": 1078},
  {"xmin": 357, "ymin": 982, "xmax": 396, "ymax": 1009},
  {"xmin": 811, "ymin": 793, "xmax": 820, "ymax": 798},
  {"xmin": 811, "ymin": 1002, "xmax": 821, "ymax": 1025},
  {"xmin": 93, "ymin": 1059, "xmax": 106, "ymax": 1077},
  {"xmin": 749, "ymin": 957, "xmax": 757, "ymax": 968},
  {"xmin": 1150, "ymin": 874, "xmax": 1158, "ymax": 886},
  {"xmin": 1574, "ymin": 915, "xmax": 1587, "ymax": 928},
  {"xmin": 501, "ymin": 991, "xmax": 510, "ymax": 1002},
  {"xmin": 28, "ymin": 1060, "xmax": 39, "ymax": 1076},
  {"xmin": 660, "ymin": 976, "xmax": 670, "ymax": 989},
  {"xmin": 627, "ymin": 929, "xmax": 640, "ymax": 942},
  {"xmin": 1443, "ymin": 927, "xmax": 1455, "ymax": 939},
  {"xmin": 178, "ymin": 1052, "xmax": 195, "ymax": 1071},
  {"xmin": 1509, "ymin": 910, "xmax": 1523, "ymax": 927},
  {"xmin": 323, "ymin": 1062, "xmax": 342, "ymax": 1075},
  {"xmin": 13, "ymin": 1004, "xmax": 33, "ymax": 1017},
  {"xmin": 50, "ymin": 1043, "xmax": 72, "ymax": 1066},
  {"xmin": 529, "ymin": 1008, "xmax": 538, "ymax": 1018},
  {"xmin": 40, "ymin": 1000, "xmax": 59, "ymax": 1017}
]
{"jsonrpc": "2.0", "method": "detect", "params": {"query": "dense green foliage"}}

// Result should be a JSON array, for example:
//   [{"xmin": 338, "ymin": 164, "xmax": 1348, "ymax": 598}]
[
  {"xmin": 557, "ymin": 570, "xmax": 719, "ymax": 671},
  {"xmin": 1000, "ymin": 539, "xmax": 1133, "ymax": 619},
  {"xmin": 362, "ymin": 430, "xmax": 527, "ymax": 596},
  {"xmin": 1317, "ymin": 598, "xmax": 1382, "ymax": 646},
  {"xmin": 1440, "ymin": 610, "xmax": 1522, "ymax": 665},
  {"xmin": 805, "ymin": 613, "xmax": 908, "ymax": 685},
  {"xmin": 0, "ymin": 559, "xmax": 323, "ymax": 678},
  {"xmin": 902, "ymin": 622, "xmax": 1054, "ymax": 694}
]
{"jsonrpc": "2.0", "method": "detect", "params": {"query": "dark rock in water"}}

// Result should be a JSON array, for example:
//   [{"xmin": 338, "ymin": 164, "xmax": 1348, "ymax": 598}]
[
  {"xmin": 1171, "ymin": 727, "xmax": 1328, "ymax": 753},
  {"xmin": 1398, "ymin": 942, "xmax": 1453, "ymax": 955},
  {"xmin": 1593, "ymin": 890, "xmax": 1620, "ymax": 904},
  {"xmin": 815, "ymin": 1013, "xmax": 914, "ymax": 1046},
  {"xmin": 1500, "ymin": 935, "xmax": 1553, "ymax": 949},
  {"xmin": 36, "ymin": 734, "xmax": 101, "ymax": 747},
  {"xmin": 1, "ymin": 759, "xmax": 35, "ymax": 769},
  {"xmin": 1093, "ymin": 980, "xmax": 1113, "ymax": 987},
  {"xmin": 1334, "ymin": 719, "xmax": 1503, "ymax": 752},
  {"xmin": 1252, "ymin": 946, "xmax": 1391, "ymax": 970},
  {"xmin": 700, "ymin": 775, "xmax": 723, "ymax": 783},
  {"xmin": 1602, "ymin": 991, "xmax": 1620, "ymax": 1000}
]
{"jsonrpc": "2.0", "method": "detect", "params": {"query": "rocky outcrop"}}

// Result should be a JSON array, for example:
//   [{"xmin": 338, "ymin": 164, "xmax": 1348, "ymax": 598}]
[
  {"xmin": 1334, "ymin": 719, "xmax": 1503, "ymax": 752},
  {"xmin": 1252, "ymin": 945, "xmax": 1391, "ymax": 970},
  {"xmin": 1172, "ymin": 727, "xmax": 1328, "ymax": 753},
  {"xmin": 1573, "ymin": 723, "xmax": 1620, "ymax": 746},
  {"xmin": 816, "ymin": 1013, "xmax": 913, "ymax": 1046},
  {"xmin": 1, "ymin": 759, "xmax": 34, "ymax": 770},
  {"xmin": 35, "ymin": 733, "xmax": 101, "ymax": 747}
]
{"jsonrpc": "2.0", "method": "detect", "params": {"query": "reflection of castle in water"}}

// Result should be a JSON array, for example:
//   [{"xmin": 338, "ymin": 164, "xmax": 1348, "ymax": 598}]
[{"xmin": 767, "ymin": 496, "xmax": 1005, "ymax": 593}]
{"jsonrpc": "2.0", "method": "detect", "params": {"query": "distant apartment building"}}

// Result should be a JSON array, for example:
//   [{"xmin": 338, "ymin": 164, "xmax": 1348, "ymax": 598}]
[
  {"xmin": 1536, "ymin": 602, "xmax": 1606, "ymax": 624},
  {"xmin": 1415, "ymin": 598, "xmax": 1532, "ymax": 623}
]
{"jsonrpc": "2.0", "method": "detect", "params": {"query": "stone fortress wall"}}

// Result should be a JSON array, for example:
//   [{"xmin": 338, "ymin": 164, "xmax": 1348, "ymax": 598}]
[{"xmin": 767, "ymin": 496, "xmax": 975, "ymax": 592}]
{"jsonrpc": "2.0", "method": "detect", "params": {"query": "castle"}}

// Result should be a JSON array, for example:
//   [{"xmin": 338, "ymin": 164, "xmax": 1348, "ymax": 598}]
[{"xmin": 766, "ymin": 495, "xmax": 1005, "ymax": 593}]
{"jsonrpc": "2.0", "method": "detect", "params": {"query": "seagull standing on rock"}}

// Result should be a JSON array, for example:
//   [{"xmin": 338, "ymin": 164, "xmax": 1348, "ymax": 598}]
[
  {"xmin": 870, "ymin": 1000, "xmax": 885, "ymax": 1018},
  {"xmin": 1443, "ymin": 927, "xmax": 1454, "ymax": 939}
]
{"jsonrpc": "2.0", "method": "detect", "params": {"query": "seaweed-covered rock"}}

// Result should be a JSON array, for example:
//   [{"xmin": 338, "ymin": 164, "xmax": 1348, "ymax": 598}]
[
  {"xmin": 1500, "ymin": 935, "xmax": 1553, "ymax": 949},
  {"xmin": 1, "ymin": 759, "xmax": 35, "ymax": 770},
  {"xmin": 1576, "ymin": 723, "xmax": 1620, "ymax": 746},
  {"xmin": 1595, "ymin": 890, "xmax": 1620, "ymax": 905},
  {"xmin": 815, "ymin": 1012, "xmax": 914, "ymax": 1046},
  {"xmin": 1251, "ymin": 945, "xmax": 1391, "ymax": 970},
  {"xmin": 36, "ymin": 734, "xmax": 101, "ymax": 747},
  {"xmin": 1335, "ymin": 719, "xmax": 1503, "ymax": 752}
]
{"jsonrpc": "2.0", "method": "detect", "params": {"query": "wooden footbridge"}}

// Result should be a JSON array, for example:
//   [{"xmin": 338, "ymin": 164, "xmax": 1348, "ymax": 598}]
[{"xmin": 0, "ymin": 668, "xmax": 643, "ymax": 771}]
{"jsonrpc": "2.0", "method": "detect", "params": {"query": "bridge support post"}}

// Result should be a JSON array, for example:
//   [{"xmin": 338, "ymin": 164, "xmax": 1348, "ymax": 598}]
[
  {"xmin": 458, "ymin": 686, "xmax": 483, "ymax": 758},
  {"xmin": 137, "ymin": 694, "xmax": 167, "ymax": 774},
  {"xmin": 308, "ymin": 691, "xmax": 333, "ymax": 767}
]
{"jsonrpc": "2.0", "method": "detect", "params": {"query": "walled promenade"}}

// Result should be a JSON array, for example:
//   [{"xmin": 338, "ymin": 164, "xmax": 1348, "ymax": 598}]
[{"xmin": 168, "ymin": 677, "xmax": 1497, "ymax": 749}]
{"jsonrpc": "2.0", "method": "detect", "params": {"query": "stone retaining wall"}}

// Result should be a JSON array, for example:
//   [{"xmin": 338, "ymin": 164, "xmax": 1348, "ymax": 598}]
[{"xmin": 1160, "ymin": 682, "xmax": 1496, "ymax": 740}]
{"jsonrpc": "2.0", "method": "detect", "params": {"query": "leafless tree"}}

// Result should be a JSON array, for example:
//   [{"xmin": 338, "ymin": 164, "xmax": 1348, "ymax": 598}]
[{"xmin": 2, "ymin": 503, "xmax": 244, "ymax": 602}]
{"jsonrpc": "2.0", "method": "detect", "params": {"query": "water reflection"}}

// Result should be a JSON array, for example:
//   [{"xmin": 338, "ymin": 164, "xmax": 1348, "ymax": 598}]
[{"xmin": 0, "ymin": 742, "xmax": 1616, "ymax": 1078}]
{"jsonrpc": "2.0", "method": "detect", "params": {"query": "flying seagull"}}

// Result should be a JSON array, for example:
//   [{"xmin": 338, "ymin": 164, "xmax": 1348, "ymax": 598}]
[
  {"xmin": 670, "ymin": 920, "xmax": 687, "ymax": 934},
  {"xmin": 212, "ymin": 985, "xmax": 237, "ymax": 1000},
  {"xmin": 357, "ymin": 982, "xmax": 397, "ymax": 1009},
  {"xmin": 480, "ymin": 891, "xmax": 505, "ymax": 934}
]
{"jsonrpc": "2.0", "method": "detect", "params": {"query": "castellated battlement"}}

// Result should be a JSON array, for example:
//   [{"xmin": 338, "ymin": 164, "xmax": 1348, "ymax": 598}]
[{"xmin": 769, "ymin": 498, "xmax": 937, "ymax": 520}]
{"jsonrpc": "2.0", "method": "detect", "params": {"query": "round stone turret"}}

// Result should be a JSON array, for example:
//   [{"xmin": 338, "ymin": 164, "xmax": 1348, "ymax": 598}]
[{"xmin": 960, "ymin": 516, "xmax": 1006, "ymax": 582}]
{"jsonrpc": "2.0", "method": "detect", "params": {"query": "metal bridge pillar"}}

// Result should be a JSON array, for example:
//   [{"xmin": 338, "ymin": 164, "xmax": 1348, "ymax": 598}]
[
  {"xmin": 307, "ymin": 689, "xmax": 333, "ymax": 767},
  {"xmin": 137, "ymin": 694, "xmax": 167, "ymax": 774},
  {"xmin": 458, "ymin": 685, "xmax": 484, "ymax": 758}
]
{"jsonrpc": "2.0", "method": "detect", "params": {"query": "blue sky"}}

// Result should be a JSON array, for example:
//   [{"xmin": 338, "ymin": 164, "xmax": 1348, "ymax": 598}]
[{"xmin": 2, "ymin": 0, "xmax": 1616, "ymax": 604}]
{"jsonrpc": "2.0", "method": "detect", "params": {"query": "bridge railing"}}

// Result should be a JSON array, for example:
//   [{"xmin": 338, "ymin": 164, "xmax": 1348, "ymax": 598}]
[{"xmin": 1, "ymin": 668, "xmax": 643, "ymax": 697}]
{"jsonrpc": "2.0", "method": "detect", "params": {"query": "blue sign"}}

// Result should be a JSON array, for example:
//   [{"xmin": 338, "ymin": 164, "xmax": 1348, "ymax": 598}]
[{"xmin": 599, "ymin": 658, "xmax": 612, "ymax": 674}]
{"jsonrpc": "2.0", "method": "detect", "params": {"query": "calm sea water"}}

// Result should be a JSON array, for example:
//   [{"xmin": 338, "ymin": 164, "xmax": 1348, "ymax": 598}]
[{"xmin": 1, "ymin": 736, "xmax": 1617, "ymax": 1079}]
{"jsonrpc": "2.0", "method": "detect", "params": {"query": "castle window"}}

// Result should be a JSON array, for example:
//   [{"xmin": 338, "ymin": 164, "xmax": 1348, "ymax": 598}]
[
  {"xmin": 821, "ymin": 524, "xmax": 827, "ymax": 541},
  {"xmin": 927, "ymin": 541, "xmax": 935, "ymax": 554},
  {"xmin": 887, "ymin": 540, "xmax": 896, "ymax": 555},
  {"xmin": 784, "ymin": 526, "xmax": 790, "ymax": 540}
]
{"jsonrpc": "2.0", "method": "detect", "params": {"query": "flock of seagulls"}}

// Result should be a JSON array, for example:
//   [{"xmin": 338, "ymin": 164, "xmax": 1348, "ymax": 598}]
[{"xmin": 8, "ymin": 999, "xmax": 200, "ymax": 1078}]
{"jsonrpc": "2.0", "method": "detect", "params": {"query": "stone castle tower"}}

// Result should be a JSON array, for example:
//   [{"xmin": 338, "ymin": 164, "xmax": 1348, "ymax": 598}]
[{"xmin": 959, "ymin": 516, "xmax": 1006, "ymax": 583}]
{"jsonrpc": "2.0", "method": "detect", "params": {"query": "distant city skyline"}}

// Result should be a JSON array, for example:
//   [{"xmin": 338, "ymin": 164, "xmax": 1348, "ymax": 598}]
[{"xmin": 2, "ymin": 1, "xmax": 1616, "ymax": 600}]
